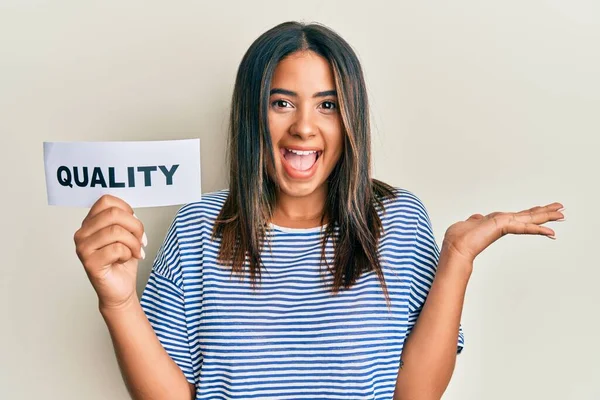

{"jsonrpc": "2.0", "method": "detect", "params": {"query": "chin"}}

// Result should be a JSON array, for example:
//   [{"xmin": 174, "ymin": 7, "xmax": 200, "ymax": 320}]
[{"xmin": 278, "ymin": 179, "xmax": 325, "ymax": 198}]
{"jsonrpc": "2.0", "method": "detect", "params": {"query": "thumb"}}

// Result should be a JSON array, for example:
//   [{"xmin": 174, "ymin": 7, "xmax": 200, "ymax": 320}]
[{"xmin": 468, "ymin": 213, "xmax": 485, "ymax": 220}]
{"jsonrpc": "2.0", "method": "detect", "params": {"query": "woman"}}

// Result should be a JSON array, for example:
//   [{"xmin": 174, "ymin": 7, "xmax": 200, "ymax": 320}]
[{"xmin": 73, "ymin": 21, "xmax": 564, "ymax": 400}]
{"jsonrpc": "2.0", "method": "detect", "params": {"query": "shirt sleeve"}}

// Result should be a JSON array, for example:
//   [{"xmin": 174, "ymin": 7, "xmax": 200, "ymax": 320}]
[
  {"xmin": 139, "ymin": 216, "xmax": 197, "ymax": 384},
  {"xmin": 407, "ymin": 197, "xmax": 465, "ymax": 354}
]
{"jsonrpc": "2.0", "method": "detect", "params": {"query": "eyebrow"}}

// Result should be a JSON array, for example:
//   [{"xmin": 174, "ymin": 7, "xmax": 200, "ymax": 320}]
[{"xmin": 269, "ymin": 88, "xmax": 337, "ymax": 98}]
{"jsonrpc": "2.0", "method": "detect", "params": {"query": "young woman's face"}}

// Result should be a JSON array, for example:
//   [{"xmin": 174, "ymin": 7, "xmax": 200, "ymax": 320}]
[{"xmin": 267, "ymin": 50, "xmax": 344, "ymax": 199}]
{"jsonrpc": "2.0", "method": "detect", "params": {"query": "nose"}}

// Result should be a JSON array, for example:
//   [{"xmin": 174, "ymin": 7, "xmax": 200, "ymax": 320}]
[{"xmin": 289, "ymin": 107, "xmax": 316, "ymax": 140}]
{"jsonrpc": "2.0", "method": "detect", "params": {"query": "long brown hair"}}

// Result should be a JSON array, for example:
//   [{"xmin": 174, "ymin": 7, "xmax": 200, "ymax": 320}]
[{"xmin": 213, "ymin": 21, "xmax": 396, "ymax": 304}]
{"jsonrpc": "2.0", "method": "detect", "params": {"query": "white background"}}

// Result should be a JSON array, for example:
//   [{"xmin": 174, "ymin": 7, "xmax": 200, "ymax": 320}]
[{"xmin": 1, "ymin": 1, "xmax": 598, "ymax": 399}]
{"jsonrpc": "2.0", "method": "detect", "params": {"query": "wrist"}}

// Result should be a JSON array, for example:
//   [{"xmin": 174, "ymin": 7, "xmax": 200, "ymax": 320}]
[
  {"xmin": 438, "ymin": 247, "xmax": 474, "ymax": 280},
  {"xmin": 99, "ymin": 294, "xmax": 140, "ymax": 318}
]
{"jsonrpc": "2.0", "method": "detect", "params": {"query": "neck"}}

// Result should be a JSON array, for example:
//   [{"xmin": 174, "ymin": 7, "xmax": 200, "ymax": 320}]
[{"xmin": 271, "ymin": 184, "xmax": 328, "ymax": 228}]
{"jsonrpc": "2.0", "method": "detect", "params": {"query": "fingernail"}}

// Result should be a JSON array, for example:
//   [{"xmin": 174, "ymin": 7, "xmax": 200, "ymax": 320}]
[
  {"xmin": 142, "ymin": 232, "xmax": 148, "ymax": 247},
  {"xmin": 141, "ymin": 247, "xmax": 146, "ymax": 259},
  {"xmin": 133, "ymin": 213, "xmax": 139, "ymax": 220},
  {"xmin": 547, "ymin": 235, "xmax": 556, "ymax": 240},
  {"xmin": 557, "ymin": 207, "xmax": 566, "ymax": 212}
]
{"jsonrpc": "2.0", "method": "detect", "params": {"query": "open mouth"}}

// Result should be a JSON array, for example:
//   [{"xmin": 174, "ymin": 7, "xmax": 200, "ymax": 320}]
[{"xmin": 280, "ymin": 147, "xmax": 323, "ymax": 172}]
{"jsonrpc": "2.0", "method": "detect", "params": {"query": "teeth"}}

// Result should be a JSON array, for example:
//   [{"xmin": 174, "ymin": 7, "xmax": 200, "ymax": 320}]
[{"xmin": 287, "ymin": 148, "xmax": 317, "ymax": 155}]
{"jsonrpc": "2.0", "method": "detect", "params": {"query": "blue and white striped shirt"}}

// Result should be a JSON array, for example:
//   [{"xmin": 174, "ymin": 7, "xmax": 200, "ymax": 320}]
[{"xmin": 140, "ymin": 188, "xmax": 464, "ymax": 399}]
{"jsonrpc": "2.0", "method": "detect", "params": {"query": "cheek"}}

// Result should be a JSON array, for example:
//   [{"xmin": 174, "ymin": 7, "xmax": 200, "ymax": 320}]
[
  {"xmin": 268, "ymin": 112, "xmax": 286, "ymax": 143},
  {"xmin": 327, "ymin": 125, "xmax": 345, "ymax": 163}
]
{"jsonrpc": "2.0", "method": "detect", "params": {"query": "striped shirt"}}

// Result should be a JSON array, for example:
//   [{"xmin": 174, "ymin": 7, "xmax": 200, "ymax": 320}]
[{"xmin": 140, "ymin": 188, "xmax": 465, "ymax": 399}]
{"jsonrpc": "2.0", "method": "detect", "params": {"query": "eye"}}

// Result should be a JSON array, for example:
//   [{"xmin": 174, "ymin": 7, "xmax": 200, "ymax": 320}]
[
  {"xmin": 271, "ymin": 99, "xmax": 292, "ymax": 109},
  {"xmin": 320, "ymin": 101, "xmax": 337, "ymax": 111}
]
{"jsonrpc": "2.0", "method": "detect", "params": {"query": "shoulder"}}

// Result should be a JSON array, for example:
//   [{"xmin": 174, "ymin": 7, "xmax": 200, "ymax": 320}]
[
  {"xmin": 150, "ymin": 190, "xmax": 229, "ymax": 284},
  {"xmin": 164, "ymin": 189, "xmax": 230, "ymax": 241},
  {"xmin": 379, "ymin": 187, "xmax": 432, "ymax": 223},
  {"xmin": 173, "ymin": 189, "xmax": 229, "ymax": 224}
]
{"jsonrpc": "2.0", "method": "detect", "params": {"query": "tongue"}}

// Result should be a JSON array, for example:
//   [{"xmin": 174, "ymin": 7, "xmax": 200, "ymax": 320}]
[{"xmin": 285, "ymin": 152, "xmax": 317, "ymax": 171}]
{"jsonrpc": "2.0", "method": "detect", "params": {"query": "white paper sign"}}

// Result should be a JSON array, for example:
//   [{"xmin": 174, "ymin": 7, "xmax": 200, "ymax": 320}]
[{"xmin": 43, "ymin": 139, "xmax": 202, "ymax": 208}]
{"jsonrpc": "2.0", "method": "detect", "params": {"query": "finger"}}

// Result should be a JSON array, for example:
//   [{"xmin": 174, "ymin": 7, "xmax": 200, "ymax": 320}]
[
  {"xmin": 77, "ymin": 224, "xmax": 144, "ymax": 262},
  {"xmin": 85, "ymin": 194, "xmax": 134, "ymax": 222},
  {"xmin": 545, "ymin": 202, "xmax": 564, "ymax": 210},
  {"xmin": 77, "ymin": 206, "xmax": 144, "ymax": 244},
  {"xmin": 513, "ymin": 209, "xmax": 565, "ymax": 225},
  {"xmin": 518, "ymin": 202, "xmax": 564, "ymax": 215},
  {"xmin": 503, "ymin": 220, "xmax": 556, "ymax": 238},
  {"xmin": 83, "ymin": 242, "xmax": 135, "ymax": 271}
]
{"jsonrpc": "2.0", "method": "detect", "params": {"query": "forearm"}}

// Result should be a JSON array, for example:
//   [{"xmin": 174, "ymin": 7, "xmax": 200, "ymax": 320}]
[
  {"xmin": 100, "ymin": 297, "xmax": 194, "ymax": 400},
  {"xmin": 394, "ymin": 250, "xmax": 472, "ymax": 400}
]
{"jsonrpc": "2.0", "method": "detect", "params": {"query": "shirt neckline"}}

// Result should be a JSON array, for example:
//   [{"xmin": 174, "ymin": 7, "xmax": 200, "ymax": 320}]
[{"xmin": 267, "ymin": 222, "xmax": 327, "ymax": 233}]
